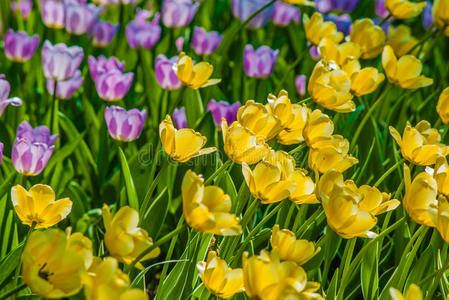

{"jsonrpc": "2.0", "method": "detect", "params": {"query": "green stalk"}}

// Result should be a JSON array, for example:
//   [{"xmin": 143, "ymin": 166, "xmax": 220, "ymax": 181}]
[
  {"xmin": 0, "ymin": 283, "xmax": 27, "ymax": 300},
  {"xmin": 373, "ymin": 158, "xmax": 405, "ymax": 187},
  {"xmin": 204, "ymin": 159, "xmax": 232, "ymax": 185},
  {"xmin": 49, "ymin": 80, "xmax": 58, "ymax": 133},
  {"xmin": 275, "ymin": 45, "xmax": 311, "ymax": 93},
  {"xmin": 377, "ymin": 13, "xmax": 391, "ymax": 26}
]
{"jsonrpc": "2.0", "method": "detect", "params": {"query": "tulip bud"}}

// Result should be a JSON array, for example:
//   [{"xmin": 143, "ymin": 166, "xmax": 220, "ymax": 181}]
[
  {"xmin": 243, "ymin": 44, "xmax": 279, "ymax": 78},
  {"xmin": 173, "ymin": 107, "xmax": 187, "ymax": 129},
  {"xmin": 176, "ymin": 37, "xmax": 184, "ymax": 52},
  {"xmin": 65, "ymin": 0, "xmax": 101, "ymax": 35},
  {"xmin": 385, "ymin": 0, "xmax": 426, "ymax": 19},
  {"xmin": 11, "ymin": 0, "xmax": 32, "ymax": 19},
  {"xmin": 231, "ymin": 0, "xmax": 274, "ymax": 29},
  {"xmin": 296, "ymin": 75, "xmax": 307, "ymax": 97},
  {"xmin": 350, "ymin": 18, "xmax": 386, "ymax": 59},
  {"xmin": 207, "ymin": 100, "xmax": 240, "ymax": 127},
  {"xmin": 4, "ymin": 29, "xmax": 39, "ymax": 62},
  {"xmin": 104, "ymin": 106, "xmax": 147, "ymax": 142},
  {"xmin": 89, "ymin": 20, "xmax": 119, "ymax": 47},
  {"xmin": 162, "ymin": 0, "xmax": 199, "ymax": 28},
  {"xmin": 94, "ymin": 71, "xmax": 134, "ymax": 102},
  {"xmin": 375, "ymin": 0, "xmax": 389, "ymax": 18},
  {"xmin": 155, "ymin": 54, "xmax": 182, "ymax": 90},
  {"xmin": 271, "ymin": 1, "xmax": 300, "ymax": 27},
  {"xmin": 88, "ymin": 55, "xmax": 124, "ymax": 81},
  {"xmin": 0, "ymin": 76, "xmax": 22, "ymax": 116},
  {"xmin": 42, "ymin": 40, "xmax": 84, "ymax": 82},
  {"xmin": 437, "ymin": 87, "xmax": 449, "ymax": 124},
  {"xmin": 173, "ymin": 52, "xmax": 221, "ymax": 89},
  {"xmin": 126, "ymin": 9, "xmax": 161, "ymax": 49},
  {"xmin": 40, "ymin": 0, "xmax": 65, "ymax": 29},
  {"xmin": 387, "ymin": 25, "xmax": 418, "ymax": 57},
  {"xmin": 303, "ymin": 12, "xmax": 343, "ymax": 46},
  {"xmin": 191, "ymin": 27, "xmax": 223, "ymax": 56},
  {"xmin": 12, "ymin": 121, "xmax": 58, "ymax": 176},
  {"xmin": 47, "ymin": 70, "xmax": 84, "ymax": 99},
  {"xmin": 422, "ymin": 1, "xmax": 433, "ymax": 29}
]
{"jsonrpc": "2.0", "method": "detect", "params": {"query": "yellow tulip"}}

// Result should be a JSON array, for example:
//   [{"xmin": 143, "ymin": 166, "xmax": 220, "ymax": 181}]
[
  {"xmin": 197, "ymin": 251, "xmax": 244, "ymax": 298},
  {"xmin": 242, "ymin": 161, "xmax": 296, "ymax": 204},
  {"xmin": 303, "ymin": 109, "xmax": 334, "ymax": 149},
  {"xmin": 237, "ymin": 100, "xmax": 282, "ymax": 142},
  {"xmin": 11, "ymin": 184, "xmax": 72, "ymax": 229},
  {"xmin": 429, "ymin": 195, "xmax": 449, "ymax": 244},
  {"xmin": 437, "ymin": 87, "xmax": 449, "ymax": 124},
  {"xmin": 342, "ymin": 59, "xmax": 385, "ymax": 96},
  {"xmin": 221, "ymin": 119, "xmax": 270, "ymax": 165},
  {"xmin": 382, "ymin": 45, "xmax": 433, "ymax": 89},
  {"xmin": 389, "ymin": 284, "xmax": 423, "ymax": 300},
  {"xmin": 83, "ymin": 257, "xmax": 149, "ymax": 300},
  {"xmin": 350, "ymin": 18, "xmax": 386, "ymax": 59},
  {"xmin": 242, "ymin": 250, "xmax": 323, "ymax": 300},
  {"xmin": 318, "ymin": 38, "xmax": 362, "ymax": 67},
  {"xmin": 160, "ymin": 115, "xmax": 216, "ymax": 163},
  {"xmin": 318, "ymin": 170, "xmax": 399, "ymax": 238},
  {"xmin": 303, "ymin": 12, "xmax": 343, "ymax": 47},
  {"xmin": 182, "ymin": 170, "xmax": 242, "ymax": 235},
  {"xmin": 403, "ymin": 164, "xmax": 437, "ymax": 227},
  {"xmin": 263, "ymin": 150, "xmax": 318, "ymax": 204},
  {"xmin": 102, "ymin": 205, "xmax": 160, "ymax": 269},
  {"xmin": 22, "ymin": 228, "xmax": 92, "ymax": 298},
  {"xmin": 308, "ymin": 60, "xmax": 355, "ymax": 113},
  {"xmin": 173, "ymin": 52, "xmax": 221, "ymax": 89},
  {"xmin": 385, "ymin": 0, "xmax": 426, "ymax": 19},
  {"xmin": 433, "ymin": 0, "xmax": 449, "ymax": 35},
  {"xmin": 434, "ymin": 156, "xmax": 449, "ymax": 197},
  {"xmin": 389, "ymin": 120, "xmax": 449, "ymax": 166},
  {"xmin": 308, "ymin": 135, "xmax": 358, "ymax": 173},
  {"xmin": 270, "ymin": 225, "xmax": 320, "ymax": 265},
  {"xmin": 387, "ymin": 25, "xmax": 418, "ymax": 57},
  {"xmin": 281, "ymin": 0, "xmax": 315, "ymax": 6},
  {"xmin": 267, "ymin": 90, "xmax": 308, "ymax": 145}
]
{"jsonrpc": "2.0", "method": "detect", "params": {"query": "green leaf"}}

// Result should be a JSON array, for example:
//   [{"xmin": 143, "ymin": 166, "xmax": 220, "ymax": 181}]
[
  {"xmin": 118, "ymin": 147, "xmax": 139, "ymax": 210},
  {"xmin": 0, "ymin": 244, "xmax": 22, "ymax": 287},
  {"xmin": 361, "ymin": 241, "xmax": 379, "ymax": 300}
]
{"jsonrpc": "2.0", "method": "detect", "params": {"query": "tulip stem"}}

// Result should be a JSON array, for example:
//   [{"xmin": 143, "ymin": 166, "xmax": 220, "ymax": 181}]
[
  {"xmin": 204, "ymin": 159, "xmax": 232, "ymax": 185},
  {"xmin": 240, "ymin": 0, "xmax": 276, "ymax": 29},
  {"xmin": 407, "ymin": 25, "xmax": 437, "ymax": 55},
  {"xmin": 288, "ymin": 143, "xmax": 306, "ymax": 155},
  {"xmin": 377, "ymin": 13, "xmax": 391, "ymax": 27},
  {"xmin": 275, "ymin": 45, "xmax": 311, "ymax": 93},
  {"xmin": 49, "ymin": 80, "xmax": 58, "ymax": 133},
  {"xmin": 373, "ymin": 158, "xmax": 405, "ymax": 187},
  {"xmin": 0, "ymin": 282, "xmax": 27, "ymax": 300},
  {"xmin": 126, "ymin": 224, "xmax": 188, "ymax": 272}
]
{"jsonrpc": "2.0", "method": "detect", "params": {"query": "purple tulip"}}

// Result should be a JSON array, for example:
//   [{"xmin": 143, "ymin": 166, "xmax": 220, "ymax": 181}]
[
  {"xmin": 324, "ymin": 13, "xmax": 352, "ymax": 36},
  {"xmin": 88, "ymin": 55, "xmax": 124, "ymax": 81},
  {"xmin": 11, "ymin": 0, "xmax": 33, "ymax": 19},
  {"xmin": 162, "ymin": 0, "xmax": 199, "ymax": 28},
  {"xmin": 173, "ymin": 107, "xmax": 187, "ymax": 129},
  {"xmin": 191, "ymin": 27, "xmax": 223, "ymax": 56},
  {"xmin": 95, "ymin": 71, "xmax": 134, "ymax": 102},
  {"xmin": 243, "ymin": 44, "xmax": 279, "ymax": 78},
  {"xmin": 207, "ymin": 100, "xmax": 240, "ymax": 127},
  {"xmin": 271, "ymin": 1, "xmax": 300, "ymax": 27},
  {"xmin": 104, "ymin": 106, "xmax": 147, "ymax": 142},
  {"xmin": 89, "ymin": 20, "xmax": 119, "ymax": 47},
  {"xmin": 155, "ymin": 54, "xmax": 182, "ymax": 90},
  {"xmin": 40, "ymin": 0, "xmax": 65, "ymax": 29},
  {"xmin": 232, "ymin": 0, "xmax": 274, "ymax": 29},
  {"xmin": 296, "ymin": 75, "xmax": 306, "ymax": 97},
  {"xmin": 315, "ymin": 0, "xmax": 359, "ymax": 13},
  {"xmin": 422, "ymin": 1, "xmax": 433, "ymax": 29},
  {"xmin": 65, "ymin": 0, "xmax": 101, "ymax": 35},
  {"xmin": 373, "ymin": 18, "xmax": 390, "ymax": 35},
  {"xmin": 309, "ymin": 46, "xmax": 320, "ymax": 60},
  {"xmin": 0, "ymin": 76, "xmax": 22, "ymax": 116},
  {"xmin": 375, "ymin": 0, "xmax": 389, "ymax": 18},
  {"xmin": 4, "ymin": 29, "xmax": 40, "ymax": 63},
  {"xmin": 46, "ymin": 70, "xmax": 84, "ymax": 99},
  {"xmin": 176, "ymin": 37, "xmax": 184, "ymax": 52},
  {"xmin": 42, "ymin": 40, "xmax": 84, "ymax": 81},
  {"xmin": 0, "ymin": 142, "xmax": 3, "ymax": 166},
  {"xmin": 12, "ymin": 121, "xmax": 58, "ymax": 176},
  {"xmin": 126, "ymin": 9, "xmax": 161, "ymax": 49}
]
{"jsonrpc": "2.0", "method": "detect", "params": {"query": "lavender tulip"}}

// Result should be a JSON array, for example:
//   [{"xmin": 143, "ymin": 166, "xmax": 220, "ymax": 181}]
[
  {"xmin": 40, "ymin": 0, "xmax": 65, "ymax": 29},
  {"xmin": 0, "ymin": 142, "xmax": 3, "ymax": 166},
  {"xmin": 296, "ymin": 75, "xmax": 306, "ymax": 97},
  {"xmin": 88, "ymin": 55, "xmax": 124, "ymax": 81},
  {"xmin": 232, "ymin": 0, "xmax": 274, "ymax": 29},
  {"xmin": 65, "ymin": 0, "xmax": 101, "ymax": 35},
  {"xmin": 0, "ymin": 76, "xmax": 22, "ymax": 116},
  {"xmin": 243, "ymin": 45, "xmax": 279, "ymax": 78},
  {"xmin": 89, "ymin": 20, "xmax": 119, "ymax": 47},
  {"xmin": 173, "ymin": 107, "xmax": 187, "ymax": 129},
  {"xmin": 95, "ymin": 71, "xmax": 134, "ymax": 102},
  {"xmin": 309, "ymin": 46, "xmax": 320, "ymax": 60},
  {"xmin": 42, "ymin": 40, "xmax": 84, "ymax": 81},
  {"xmin": 422, "ymin": 1, "xmax": 433, "ymax": 29},
  {"xmin": 324, "ymin": 13, "xmax": 352, "ymax": 36},
  {"xmin": 47, "ymin": 70, "xmax": 84, "ymax": 99},
  {"xmin": 271, "ymin": 1, "xmax": 300, "ymax": 27},
  {"xmin": 375, "ymin": 0, "xmax": 389, "ymax": 18},
  {"xmin": 162, "ymin": 0, "xmax": 199, "ymax": 28},
  {"xmin": 191, "ymin": 27, "xmax": 223, "ymax": 56},
  {"xmin": 11, "ymin": 0, "xmax": 33, "ymax": 19},
  {"xmin": 126, "ymin": 9, "xmax": 161, "ymax": 49},
  {"xmin": 207, "ymin": 100, "xmax": 240, "ymax": 127},
  {"xmin": 4, "ymin": 29, "xmax": 40, "ymax": 62},
  {"xmin": 105, "ymin": 106, "xmax": 147, "ymax": 142},
  {"xmin": 155, "ymin": 54, "xmax": 182, "ymax": 90},
  {"xmin": 12, "ymin": 121, "xmax": 58, "ymax": 176},
  {"xmin": 315, "ymin": 0, "xmax": 359, "ymax": 13},
  {"xmin": 176, "ymin": 37, "xmax": 184, "ymax": 52}
]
